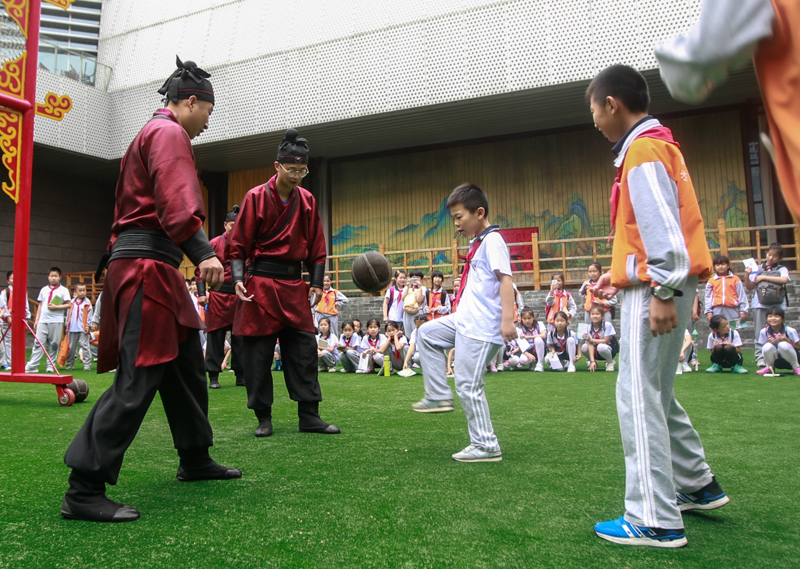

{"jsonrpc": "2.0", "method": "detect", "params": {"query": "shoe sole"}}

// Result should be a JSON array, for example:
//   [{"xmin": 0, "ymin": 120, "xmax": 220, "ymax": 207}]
[
  {"xmin": 452, "ymin": 455, "xmax": 502, "ymax": 463},
  {"xmin": 679, "ymin": 495, "xmax": 730, "ymax": 511},
  {"xmin": 412, "ymin": 406, "xmax": 454, "ymax": 413},
  {"xmin": 595, "ymin": 532, "xmax": 687, "ymax": 548}
]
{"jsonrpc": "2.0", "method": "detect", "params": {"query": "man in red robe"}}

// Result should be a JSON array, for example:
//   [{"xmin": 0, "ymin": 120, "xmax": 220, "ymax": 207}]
[
  {"xmin": 198, "ymin": 206, "xmax": 244, "ymax": 389},
  {"xmin": 230, "ymin": 129, "xmax": 340, "ymax": 437},
  {"xmin": 62, "ymin": 58, "xmax": 241, "ymax": 523}
]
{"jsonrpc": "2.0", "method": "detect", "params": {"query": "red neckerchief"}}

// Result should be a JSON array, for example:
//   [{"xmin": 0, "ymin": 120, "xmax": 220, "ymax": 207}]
[
  {"xmin": 712, "ymin": 330, "xmax": 731, "ymax": 343},
  {"xmin": 392, "ymin": 340, "xmax": 402, "ymax": 361},
  {"xmin": 766, "ymin": 325, "xmax": 786, "ymax": 340},
  {"xmin": 610, "ymin": 126, "xmax": 679, "ymax": 238},
  {"xmin": 268, "ymin": 175, "xmax": 294, "ymax": 212},
  {"xmin": 69, "ymin": 298, "xmax": 87, "ymax": 327},
  {"xmin": 428, "ymin": 289, "xmax": 442, "ymax": 308},
  {"xmin": 591, "ymin": 324, "xmax": 604, "ymax": 339},
  {"xmin": 344, "ymin": 334, "xmax": 357, "ymax": 347},
  {"xmin": 47, "ymin": 285, "xmax": 59, "ymax": 304},
  {"xmin": 521, "ymin": 323, "xmax": 538, "ymax": 336},
  {"xmin": 551, "ymin": 330, "xmax": 569, "ymax": 352},
  {"xmin": 368, "ymin": 335, "xmax": 380, "ymax": 348},
  {"xmin": 455, "ymin": 225, "xmax": 499, "ymax": 307}
]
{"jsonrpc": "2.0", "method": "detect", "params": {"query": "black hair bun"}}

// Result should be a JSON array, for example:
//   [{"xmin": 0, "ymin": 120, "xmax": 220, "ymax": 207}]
[
  {"xmin": 231, "ymin": 205, "xmax": 240, "ymax": 214},
  {"xmin": 183, "ymin": 60, "xmax": 197, "ymax": 68},
  {"xmin": 284, "ymin": 128, "xmax": 298, "ymax": 142}
]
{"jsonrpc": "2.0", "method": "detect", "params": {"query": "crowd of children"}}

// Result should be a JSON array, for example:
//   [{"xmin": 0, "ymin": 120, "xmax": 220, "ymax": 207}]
[{"xmin": 8, "ymin": 243, "xmax": 796, "ymax": 379}]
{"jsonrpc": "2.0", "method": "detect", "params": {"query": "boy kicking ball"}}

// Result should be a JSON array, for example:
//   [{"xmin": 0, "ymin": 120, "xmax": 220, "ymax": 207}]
[
  {"xmin": 412, "ymin": 183, "xmax": 516, "ymax": 463},
  {"xmin": 587, "ymin": 65, "xmax": 729, "ymax": 548}
]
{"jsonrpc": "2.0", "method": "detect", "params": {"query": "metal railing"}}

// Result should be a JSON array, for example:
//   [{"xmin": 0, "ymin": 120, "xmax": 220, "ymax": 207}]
[{"xmin": 37, "ymin": 35, "xmax": 112, "ymax": 89}]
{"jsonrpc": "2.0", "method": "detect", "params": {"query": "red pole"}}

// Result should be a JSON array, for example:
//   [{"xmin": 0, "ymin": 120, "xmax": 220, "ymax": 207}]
[{"xmin": 10, "ymin": 0, "xmax": 42, "ymax": 373}]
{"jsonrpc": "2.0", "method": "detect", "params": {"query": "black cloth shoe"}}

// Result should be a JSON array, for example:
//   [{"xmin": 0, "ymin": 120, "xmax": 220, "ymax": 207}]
[
  {"xmin": 235, "ymin": 374, "xmax": 245, "ymax": 387},
  {"xmin": 209, "ymin": 374, "xmax": 221, "ymax": 389},
  {"xmin": 298, "ymin": 401, "xmax": 341, "ymax": 434},
  {"xmin": 254, "ymin": 409, "xmax": 272, "ymax": 437},
  {"xmin": 177, "ymin": 461, "xmax": 242, "ymax": 481},
  {"xmin": 62, "ymin": 471, "xmax": 139, "ymax": 522}
]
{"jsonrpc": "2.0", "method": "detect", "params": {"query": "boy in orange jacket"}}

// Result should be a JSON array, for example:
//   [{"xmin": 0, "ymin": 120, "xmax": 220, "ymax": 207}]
[{"xmin": 588, "ymin": 65, "xmax": 729, "ymax": 548}]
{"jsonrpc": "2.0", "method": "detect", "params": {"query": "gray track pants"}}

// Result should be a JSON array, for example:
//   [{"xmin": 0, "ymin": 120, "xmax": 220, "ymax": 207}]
[
  {"xmin": 26, "ymin": 322, "xmax": 62, "ymax": 371},
  {"xmin": 617, "ymin": 276, "xmax": 713, "ymax": 529},
  {"xmin": 417, "ymin": 314, "xmax": 501, "ymax": 452},
  {"xmin": 66, "ymin": 331, "xmax": 92, "ymax": 370}
]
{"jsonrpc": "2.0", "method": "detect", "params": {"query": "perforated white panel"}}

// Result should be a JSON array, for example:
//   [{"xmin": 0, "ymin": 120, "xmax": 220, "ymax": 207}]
[{"xmin": 42, "ymin": 0, "xmax": 706, "ymax": 159}]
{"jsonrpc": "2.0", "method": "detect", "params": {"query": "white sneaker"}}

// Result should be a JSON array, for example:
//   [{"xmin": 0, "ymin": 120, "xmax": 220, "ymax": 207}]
[
  {"xmin": 451, "ymin": 444, "xmax": 502, "ymax": 463},
  {"xmin": 497, "ymin": 364, "xmax": 504, "ymax": 372},
  {"xmin": 328, "ymin": 367, "xmax": 337, "ymax": 373},
  {"xmin": 606, "ymin": 362, "xmax": 616, "ymax": 372},
  {"xmin": 681, "ymin": 362, "xmax": 691, "ymax": 373},
  {"xmin": 534, "ymin": 363, "xmax": 544, "ymax": 372},
  {"xmin": 567, "ymin": 364, "xmax": 576, "ymax": 373}
]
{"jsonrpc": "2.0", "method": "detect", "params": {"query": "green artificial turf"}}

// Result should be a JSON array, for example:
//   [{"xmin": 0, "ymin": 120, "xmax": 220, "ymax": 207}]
[{"xmin": 0, "ymin": 351, "xmax": 798, "ymax": 568}]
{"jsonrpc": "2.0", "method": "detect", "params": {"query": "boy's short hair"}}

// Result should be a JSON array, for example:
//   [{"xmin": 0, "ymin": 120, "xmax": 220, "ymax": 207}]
[
  {"xmin": 446, "ymin": 183, "xmax": 489, "ymax": 217},
  {"xmin": 414, "ymin": 314, "xmax": 428, "ymax": 323},
  {"xmin": 431, "ymin": 270, "xmax": 444, "ymax": 280},
  {"xmin": 585, "ymin": 64, "xmax": 650, "ymax": 114},
  {"xmin": 768, "ymin": 243, "xmax": 784, "ymax": 258},
  {"xmin": 6, "ymin": 271, "xmax": 11, "ymax": 280},
  {"xmin": 75, "ymin": 283, "xmax": 86, "ymax": 290},
  {"xmin": 409, "ymin": 269, "xmax": 425, "ymax": 278},
  {"xmin": 49, "ymin": 266, "xmax": 62, "ymax": 276},
  {"xmin": 709, "ymin": 315, "xmax": 727, "ymax": 331},
  {"xmin": 712, "ymin": 255, "xmax": 730, "ymax": 266}
]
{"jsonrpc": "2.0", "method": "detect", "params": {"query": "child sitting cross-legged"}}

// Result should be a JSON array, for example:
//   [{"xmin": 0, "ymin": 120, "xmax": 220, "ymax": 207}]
[
  {"xmin": 316, "ymin": 317, "xmax": 339, "ymax": 373},
  {"xmin": 581, "ymin": 305, "xmax": 618, "ymax": 372},
  {"xmin": 756, "ymin": 307, "xmax": 800, "ymax": 376},
  {"xmin": 545, "ymin": 311, "xmax": 580, "ymax": 372},
  {"xmin": 706, "ymin": 315, "xmax": 746, "ymax": 374}
]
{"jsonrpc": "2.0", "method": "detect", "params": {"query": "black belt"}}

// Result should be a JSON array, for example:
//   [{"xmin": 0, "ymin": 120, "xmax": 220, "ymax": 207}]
[
  {"xmin": 213, "ymin": 282, "xmax": 236, "ymax": 295},
  {"xmin": 109, "ymin": 228, "xmax": 183, "ymax": 269},
  {"xmin": 248, "ymin": 258, "xmax": 303, "ymax": 280}
]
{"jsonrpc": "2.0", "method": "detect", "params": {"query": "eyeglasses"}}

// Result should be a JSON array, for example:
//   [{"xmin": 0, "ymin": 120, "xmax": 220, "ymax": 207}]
[{"xmin": 279, "ymin": 163, "xmax": 309, "ymax": 178}]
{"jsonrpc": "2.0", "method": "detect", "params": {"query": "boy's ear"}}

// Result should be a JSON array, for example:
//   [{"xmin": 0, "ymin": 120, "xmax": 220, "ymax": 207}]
[
  {"xmin": 476, "ymin": 206, "xmax": 486, "ymax": 220},
  {"xmin": 605, "ymin": 96, "xmax": 618, "ymax": 114}
]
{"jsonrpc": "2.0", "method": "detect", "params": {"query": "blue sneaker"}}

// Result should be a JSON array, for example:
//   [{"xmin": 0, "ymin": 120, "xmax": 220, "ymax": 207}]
[
  {"xmin": 594, "ymin": 517, "xmax": 687, "ymax": 548},
  {"xmin": 677, "ymin": 476, "xmax": 730, "ymax": 511}
]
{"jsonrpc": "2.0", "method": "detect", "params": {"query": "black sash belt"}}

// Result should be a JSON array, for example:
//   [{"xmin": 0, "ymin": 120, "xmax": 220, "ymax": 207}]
[
  {"xmin": 109, "ymin": 228, "xmax": 184, "ymax": 269},
  {"xmin": 248, "ymin": 258, "xmax": 303, "ymax": 280},
  {"xmin": 214, "ymin": 283, "xmax": 236, "ymax": 295}
]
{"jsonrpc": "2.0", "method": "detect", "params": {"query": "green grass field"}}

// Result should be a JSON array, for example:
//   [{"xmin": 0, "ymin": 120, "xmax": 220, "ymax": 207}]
[{"xmin": 0, "ymin": 352, "xmax": 798, "ymax": 569}]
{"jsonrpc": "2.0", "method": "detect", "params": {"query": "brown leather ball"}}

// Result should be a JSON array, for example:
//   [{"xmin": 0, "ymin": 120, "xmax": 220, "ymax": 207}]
[{"xmin": 351, "ymin": 251, "xmax": 393, "ymax": 293}]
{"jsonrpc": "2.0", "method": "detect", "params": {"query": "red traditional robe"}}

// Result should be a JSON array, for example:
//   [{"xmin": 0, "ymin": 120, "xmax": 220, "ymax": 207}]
[
  {"xmin": 98, "ymin": 108, "xmax": 206, "ymax": 373},
  {"xmin": 229, "ymin": 175, "xmax": 326, "ymax": 336},
  {"xmin": 201, "ymin": 233, "xmax": 237, "ymax": 333}
]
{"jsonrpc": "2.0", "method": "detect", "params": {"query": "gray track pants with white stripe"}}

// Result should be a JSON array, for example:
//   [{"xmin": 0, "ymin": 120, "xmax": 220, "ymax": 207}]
[
  {"xmin": 617, "ymin": 276, "xmax": 713, "ymax": 529},
  {"xmin": 417, "ymin": 314, "xmax": 501, "ymax": 452}
]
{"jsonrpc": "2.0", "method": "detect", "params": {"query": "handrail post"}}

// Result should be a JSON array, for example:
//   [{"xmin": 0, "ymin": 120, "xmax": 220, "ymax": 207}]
[
  {"xmin": 531, "ymin": 232, "xmax": 540, "ymax": 290},
  {"xmin": 334, "ymin": 257, "xmax": 340, "ymax": 290},
  {"xmin": 718, "ymin": 218, "xmax": 728, "ymax": 257},
  {"xmin": 561, "ymin": 242, "xmax": 567, "ymax": 284},
  {"xmin": 451, "ymin": 239, "xmax": 459, "ymax": 280},
  {"xmin": 794, "ymin": 226, "xmax": 800, "ymax": 266}
]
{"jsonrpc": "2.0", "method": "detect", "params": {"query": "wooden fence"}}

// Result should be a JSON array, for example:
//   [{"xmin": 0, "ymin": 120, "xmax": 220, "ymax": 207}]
[{"xmin": 58, "ymin": 220, "xmax": 800, "ymax": 303}]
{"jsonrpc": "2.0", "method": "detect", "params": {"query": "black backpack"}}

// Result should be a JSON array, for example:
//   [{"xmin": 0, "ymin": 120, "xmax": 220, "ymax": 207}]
[{"xmin": 755, "ymin": 266, "xmax": 788, "ymax": 306}]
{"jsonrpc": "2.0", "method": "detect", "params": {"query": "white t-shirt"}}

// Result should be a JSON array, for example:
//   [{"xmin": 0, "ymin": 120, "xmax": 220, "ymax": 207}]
[
  {"xmin": 67, "ymin": 297, "xmax": 94, "ymax": 333},
  {"xmin": 455, "ymin": 231, "xmax": 512, "ymax": 344},
  {"xmin": 584, "ymin": 321, "xmax": 616, "ymax": 342},
  {"xmin": 339, "ymin": 333, "xmax": 360, "ymax": 352},
  {"xmin": 36, "ymin": 285, "xmax": 71, "ymax": 324},
  {"xmin": 749, "ymin": 265, "xmax": 790, "ymax": 309},
  {"xmin": 757, "ymin": 325, "xmax": 800, "ymax": 345},
  {"xmin": 316, "ymin": 332, "xmax": 338, "ymax": 348},
  {"xmin": 0, "ymin": 286, "xmax": 32, "ymax": 320},
  {"xmin": 547, "ymin": 328, "xmax": 577, "ymax": 354},
  {"xmin": 360, "ymin": 334, "xmax": 386, "ymax": 353},
  {"xmin": 408, "ymin": 328, "xmax": 419, "ymax": 345},
  {"xmin": 706, "ymin": 329, "xmax": 742, "ymax": 349},
  {"xmin": 384, "ymin": 286, "xmax": 405, "ymax": 322}
]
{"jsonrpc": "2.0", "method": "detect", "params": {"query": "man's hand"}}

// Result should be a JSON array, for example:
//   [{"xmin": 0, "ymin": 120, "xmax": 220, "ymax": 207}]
[
  {"xmin": 501, "ymin": 320, "xmax": 517, "ymax": 343},
  {"xmin": 650, "ymin": 296, "xmax": 678, "ymax": 337},
  {"xmin": 235, "ymin": 282, "xmax": 254, "ymax": 302},
  {"xmin": 309, "ymin": 286, "xmax": 323, "ymax": 303},
  {"xmin": 590, "ymin": 272, "xmax": 618, "ymax": 300},
  {"xmin": 197, "ymin": 295, "xmax": 208, "ymax": 307},
  {"xmin": 198, "ymin": 257, "xmax": 224, "ymax": 288}
]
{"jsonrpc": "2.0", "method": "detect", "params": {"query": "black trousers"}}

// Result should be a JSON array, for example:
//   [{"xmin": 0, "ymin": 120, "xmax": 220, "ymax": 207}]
[
  {"xmin": 205, "ymin": 326, "xmax": 243, "ymax": 378},
  {"xmin": 710, "ymin": 344, "xmax": 743, "ymax": 368},
  {"xmin": 64, "ymin": 287, "xmax": 213, "ymax": 485},
  {"xmin": 243, "ymin": 327, "xmax": 321, "ymax": 416}
]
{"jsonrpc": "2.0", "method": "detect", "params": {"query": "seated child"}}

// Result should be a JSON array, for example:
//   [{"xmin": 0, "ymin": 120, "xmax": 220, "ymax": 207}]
[
  {"xmin": 579, "ymin": 262, "xmax": 616, "ymax": 323},
  {"xmin": 756, "ymin": 307, "xmax": 800, "ymax": 375},
  {"xmin": 706, "ymin": 315, "xmax": 746, "ymax": 374},
  {"xmin": 380, "ymin": 320, "xmax": 408, "ymax": 373},
  {"xmin": 352, "ymin": 319, "xmax": 364, "ymax": 339},
  {"xmin": 337, "ymin": 320, "xmax": 361, "ymax": 373},
  {"xmin": 358, "ymin": 319, "xmax": 387, "ymax": 374},
  {"xmin": 580, "ymin": 305, "xmax": 618, "ymax": 372},
  {"xmin": 546, "ymin": 272, "xmax": 577, "ymax": 327},
  {"xmin": 403, "ymin": 314, "xmax": 428, "ymax": 371},
  {"xmin": 545, "ymin": 311, "xmax": 580, "ymax": 372},
  {"xmin": 508, "ymin": 307, "xmax": 547, "ymax": 371},
  {"xmin": 316, "ymin": 317, "xmax": 339, "ymax": 373}
]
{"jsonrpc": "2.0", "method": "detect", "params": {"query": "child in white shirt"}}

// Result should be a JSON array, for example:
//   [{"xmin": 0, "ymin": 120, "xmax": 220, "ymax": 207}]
[
  {"xmin": 26, "ymin": 267, "xmax": 72, "ymax": 373},
  {"xmin": 316, "ymin": 317, "xmax": 339, "ymax": 373},
  {"xmin": 546, "ymin": 311, "xmax": 579, "ymax": 372}
]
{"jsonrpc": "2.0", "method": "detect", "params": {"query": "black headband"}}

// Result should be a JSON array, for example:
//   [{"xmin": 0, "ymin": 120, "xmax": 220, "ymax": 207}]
[{"xmin": 277, "ymin": 128, "xmax": 310, "ymax": 164}]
